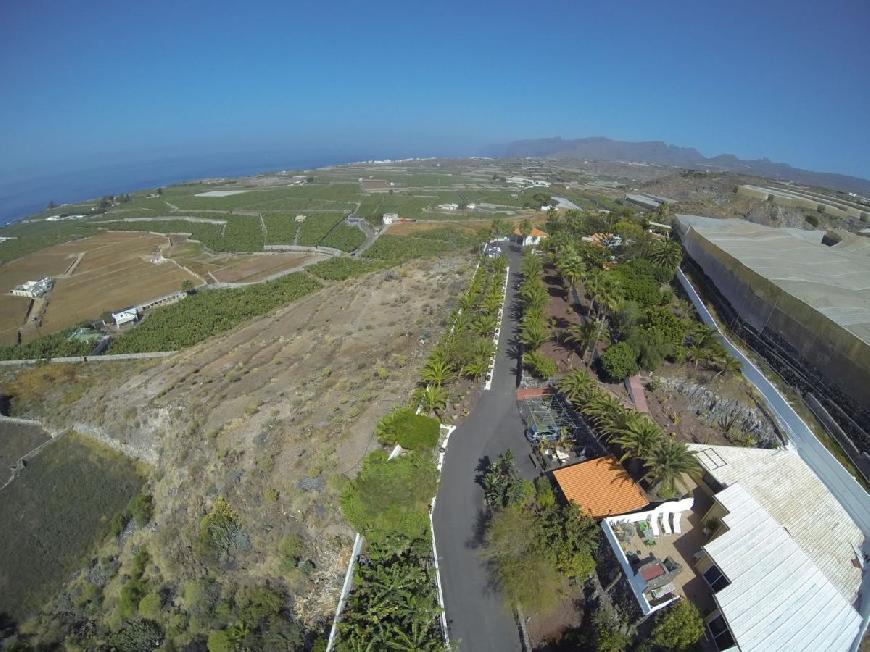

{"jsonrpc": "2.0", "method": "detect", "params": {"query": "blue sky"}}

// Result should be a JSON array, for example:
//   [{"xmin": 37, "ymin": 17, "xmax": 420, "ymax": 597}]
[{"xmin": 2, "ymin": 0, "xmax": 869, "ymax": 182}]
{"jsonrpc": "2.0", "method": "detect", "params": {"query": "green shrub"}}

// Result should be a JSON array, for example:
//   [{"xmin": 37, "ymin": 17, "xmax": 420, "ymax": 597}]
[
  {"xmin": 308, "ymin": 257, "xmax": 381, "ymax": 281},
  {"xmin": 600, "ymin": 341, "xmax": 639, "ymax": 381},
  {"xmin": 805, "ymin": 214, "xmax": 819, "ymax": 227},
  {"xmin": 340, "ymin": 450, "xmax": 437, "ymax": 545},
  {"xmin": 207, "ymin": 629, "xmax": 233, "ymax": 652},
  {"xmin": 128, "ymin": 493, "xmax": 153, "ymax": 527},
  {"xmin": 199, "ymin": 497, "xmax": 247, "ymax": 559},
  {"xmin": 118, "ymin": 549, "xmax": 150, "ymax": 619},
  {"xmin": 650, "ymin": 599, "xmax": 705, "ymax": 650},
  {"xmin": 523, "ymin": 350, "xmax": 557, "ymax": 379},
  {"xmin": 279, "ymin": 534, "xmax": 305, "ymax": 571},
  {"xmin": 375, "ymin": 407, "xmax": 440, "ymax": 450},
  {"xmin": 138, "ymin": 591, "xmax": 162, "ymax": 620}
]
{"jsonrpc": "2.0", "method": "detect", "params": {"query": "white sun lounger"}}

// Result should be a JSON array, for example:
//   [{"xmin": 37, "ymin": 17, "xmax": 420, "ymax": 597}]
[
  {"xmin": 660, "ymin": 512, "xmax": 673, "ymax": 535},
  {"xmin": 672, "ymin": 512, "xmax": 682, "ymax": 534},
  {"xmin": 649, "ymin": 514, "xmax": 660, "ymax": 537}
]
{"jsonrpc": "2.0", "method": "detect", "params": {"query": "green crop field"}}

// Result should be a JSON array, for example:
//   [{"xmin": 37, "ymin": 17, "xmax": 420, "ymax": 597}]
[
  {"xmin": 262, "ymin": 213, "xmax": 300, "ymax": 244},
  {"xmin": 363, "ymin": 228, "xmax": 483, "ymax": 263},
  {"xmin": 296, "ymin": 213, "xmax": 347, "ymax": 246},
  {"xmin": 321, "ymin": 223, "xmax": 366, "ymax": 251},
  {"xmin": 108, "ymin": 271, "xmax": 322, "ymax": 352},
  {"xmin": 0, "ymin": 433, "xmax": 145, "ymax": 622}
]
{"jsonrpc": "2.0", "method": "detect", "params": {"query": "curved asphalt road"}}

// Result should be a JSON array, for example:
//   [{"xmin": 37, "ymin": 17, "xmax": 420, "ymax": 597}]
[
  {"xmin": 433, "ymin": 245, "xmax": 534, "ymax": 651},
  {"xmin": 677, "ymin": 268, "xmax": 870, "ymax": 648}
]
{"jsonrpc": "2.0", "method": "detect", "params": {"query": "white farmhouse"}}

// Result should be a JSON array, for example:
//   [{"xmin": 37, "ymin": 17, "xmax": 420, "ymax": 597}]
[
  {"xmin": 112, "ymin": 309, "xmax": 139, "ymax": 327},
  {"xmin": 11, "ymin": 277, "xmax": 53, "ymax": 298},
  {"xmin": 436, "ymin": 203, "xmax": 459, "ymax": 211},
  {"xmin": 382, "ymin": 212, "xmax": 399, "ymax": 225}
]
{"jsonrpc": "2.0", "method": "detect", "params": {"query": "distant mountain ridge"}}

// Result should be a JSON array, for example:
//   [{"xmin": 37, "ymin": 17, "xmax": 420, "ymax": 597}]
[{"xmin": 487, "ymin": 136, "xmax": 870, "ymax": 195}]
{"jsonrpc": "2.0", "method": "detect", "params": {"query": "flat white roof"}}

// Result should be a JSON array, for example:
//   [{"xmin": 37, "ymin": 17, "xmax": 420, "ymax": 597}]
[
  {"xmin": 689, "ymin": 444, "xmax": 863, "ymax": 603},
  {"xmin": 706, "ymin": 484, "xmax": 861, "ymax": 652},
  {"xmin": 676, "ymin": 215, "xmax": 870, "ymax": 345},
  {"xmin": 194, "ymin": 189, "xmax": 248, "ymax": 198}
]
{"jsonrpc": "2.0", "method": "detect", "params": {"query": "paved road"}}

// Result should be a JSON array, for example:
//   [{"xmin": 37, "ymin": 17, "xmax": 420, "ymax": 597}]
[
  {"xmin": 433, "ymin": 245, "xmax": 534, "ymax": 652},
  {"xmin": 677, "ymin": 268, "xmax": 870, "ymax": 647}
]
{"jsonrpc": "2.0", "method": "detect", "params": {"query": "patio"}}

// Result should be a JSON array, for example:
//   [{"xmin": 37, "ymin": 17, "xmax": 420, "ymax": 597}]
[{"xmin": 602, "ymin": 488, "xmax": 716, "ymax": 616}]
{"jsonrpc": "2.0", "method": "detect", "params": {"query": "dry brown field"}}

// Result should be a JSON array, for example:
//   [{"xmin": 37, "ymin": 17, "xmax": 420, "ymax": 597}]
[
  {"xmin": 32, "ymin": 232, "xmax": 198, "ymax": 335},
  {"xmin": 0, "ymin": 296, "xmax": 31, "ymax": 345},
  {"xmin": 164, "ymin": 238, "xmax": 325, "ymax": 283},
  {"xmin": 209, "ymin": 252, "xmax": 325, "ymax": 283},
  {"xmin": 0, "ymin": 249, "xmax": 76, "ymax": 293}
]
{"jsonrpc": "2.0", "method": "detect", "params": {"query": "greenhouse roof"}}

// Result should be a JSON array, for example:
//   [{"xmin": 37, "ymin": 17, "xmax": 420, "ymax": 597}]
[{"xmin": 677, "ymin": 215, "xmax": 870, "ymax": 345}]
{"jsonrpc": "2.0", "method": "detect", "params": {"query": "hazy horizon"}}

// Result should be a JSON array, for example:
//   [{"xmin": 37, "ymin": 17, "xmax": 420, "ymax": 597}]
[{"xmin": 3, "ymin": 0, "xmax": 870, "ymax": 196}]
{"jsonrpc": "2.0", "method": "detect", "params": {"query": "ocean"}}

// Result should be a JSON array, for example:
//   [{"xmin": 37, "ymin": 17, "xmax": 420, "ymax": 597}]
[{"xmin": 0, "ymin": 150, "xmax": 369, "ymax": 226}]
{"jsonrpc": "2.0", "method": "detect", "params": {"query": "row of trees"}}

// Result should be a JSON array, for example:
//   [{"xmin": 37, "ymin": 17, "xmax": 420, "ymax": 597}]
[
  {"xmin": 414, "ymin": 255, "xmax": 508, "ymax": 414},
  {"xmin": 518, "ymin": 251, "xmax": 558, "ymax": 378},
  {"xmin": 337, "ymin": 251, "xmax": 509, "ymax": 649},
  {"xmin": 558, "ymin": 369, "xmax": 700, "ymax": 498}
]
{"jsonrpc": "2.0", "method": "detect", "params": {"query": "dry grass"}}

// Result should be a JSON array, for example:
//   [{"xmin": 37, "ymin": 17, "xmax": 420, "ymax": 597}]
[
  {"xmin": 32, "ymin": 232, "xmax": 198, "ymax": 335},
  {"xmin": 0, "ymin": 295, "xmax": 31, "ymax": 345},
  {"xmin": 29, "ymin": 254, "xmax": 472, "ymax": 627},
  {"xmin": 209, "ymin": 252, "xmax": 325, "ymax": 283}
]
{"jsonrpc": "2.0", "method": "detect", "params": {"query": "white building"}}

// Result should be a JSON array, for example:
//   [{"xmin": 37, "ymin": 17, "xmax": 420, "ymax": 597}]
[
  {"xmin": 382, "ymin": 212, "xmax": 399, "ymax": 225},
  {"xmin": 506, "ymin": 176, "xmax": 551, "ymax": 188},
  {"xmin": 11, "ymin": 277, "xmax": 53, "ymax": 298},
  {"xmin": 112, "ymin": 309, "xmax": 139, "ymax": 327},
  {"xmin": 295, "ymin": 214, "xmax": 306, "ymax": 223},
  {"xmin": 436, "ymin": 203, "xmax": 459, "ymax": 211}
]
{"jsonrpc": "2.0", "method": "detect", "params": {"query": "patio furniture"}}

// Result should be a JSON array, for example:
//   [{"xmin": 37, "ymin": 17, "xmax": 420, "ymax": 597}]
[
  {"xmin": 672, "ymin": 512, "xmax": 682, "ymax": 534},
  {"xmin": 660, "ymin": 512, "xmax": 673, "ymax": 535},
  {"xmin": 649, "ymin": 514, "xmax": 660, "ymax": 537},
  {"xmin": 649, "ymin": 582, "xmax": 676, "ymax": 601}
]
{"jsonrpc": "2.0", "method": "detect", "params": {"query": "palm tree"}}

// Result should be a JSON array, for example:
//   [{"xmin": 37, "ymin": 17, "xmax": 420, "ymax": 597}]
[
  {"xmin": 649, "ymin": 241, "xmax": 682, "ymax": 273},
  {"xmin": 416, "ymin": 384, "xmax": 447, "ymax": 417},
  {"xmin": 557, "ymin": 255, "xmax": 585, "ymax": 306},
  {"xmin": 558, "ymin": 369, "xmax": 595, "ymax": 405},
  {"xmin": 611, "ymin": 415, "xmax": 664, "ymax": 476},
  {"xmin": 642, "ymin": 438, "xmax": 700, "ymax": 498},
  {"xmin": 520, "ymin": 316, "xmax": 548, "ymax": 350},
  {"xmin": 712, "ymin": 353, "xmax": 742, "ymax": 379},
  {"xmin": 421, "ymin": 354, "xmax": 452, "ymax": 386}
]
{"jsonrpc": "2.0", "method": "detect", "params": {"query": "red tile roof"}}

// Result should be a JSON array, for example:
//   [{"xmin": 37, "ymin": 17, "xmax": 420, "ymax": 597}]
[{"xmin": 552, "ymin": 456, "xmax": 649, "ymax": 518}]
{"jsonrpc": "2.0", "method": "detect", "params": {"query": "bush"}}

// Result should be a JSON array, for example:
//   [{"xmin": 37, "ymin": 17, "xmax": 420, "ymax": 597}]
[
  {"xmin": 523, "ymin": 350, "xmax": 557, "ymax": 379},
  {"xmin": 805, "ymin": 214, "xmax": 819, "ymax": 227},
  {"xmin": 650, "ymin": 599, "xmax": 704, "ymax": 650},
  {"xmin": 340, "ymin": 450, "xmax": 437, "ymax": 545},
  {"xmin": 128, "ymin": 493, "xmax": 153, "ymax": 527},
  {"xmin": 138, "ymin": 591, "xmax": 162, "ymax": 620},
  {"xmin": 375, "ymin": 407, "xmax": 440, "ymax": 451},
  {"xmin": 199, "ymin": 497, "xmax": 248, "ymax": 560},
  {"xmin": 600, "ymin": 342, "xmax": 639, "ymax": 381}
]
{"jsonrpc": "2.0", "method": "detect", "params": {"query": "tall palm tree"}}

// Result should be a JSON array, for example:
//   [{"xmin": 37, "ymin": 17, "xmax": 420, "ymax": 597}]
[
  {"xmin": 611, "ymin": 415, "xmax": 664, "ymax": 476},
  {"xmin": 642, "ymin": 438, "xmax": 700, "ymax": 498},
  {"xmin": 557, "ymin": 255, "xmax": 585, "ymax": 306}
]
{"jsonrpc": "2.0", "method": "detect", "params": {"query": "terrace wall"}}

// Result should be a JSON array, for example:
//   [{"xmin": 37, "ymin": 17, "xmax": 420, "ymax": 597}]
[{"xmin": 680, "ymin": 228, "xmax": 870, "ymax": 457}]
